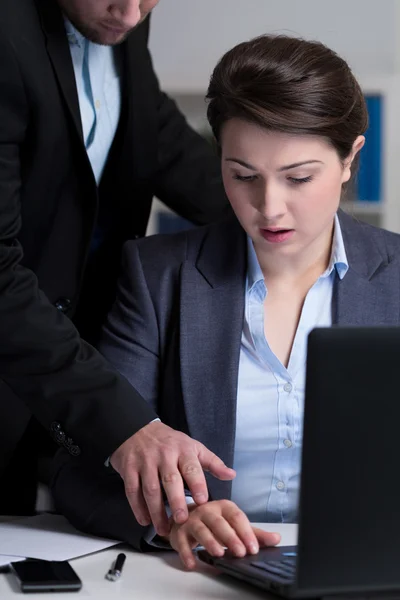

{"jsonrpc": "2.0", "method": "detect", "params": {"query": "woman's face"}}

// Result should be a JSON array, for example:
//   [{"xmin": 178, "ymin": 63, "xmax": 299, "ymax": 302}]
[{"xmin": 221, "ymin": 119, "xmax": 364, "ymax": 261}]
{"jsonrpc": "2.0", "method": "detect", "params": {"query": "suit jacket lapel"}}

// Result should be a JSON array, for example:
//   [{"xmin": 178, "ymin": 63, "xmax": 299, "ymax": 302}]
[
  {"xmin": 36, "ymin": 6, "xmax": 156, "ymax": 183},
  {"xmin": 36, "ymin": 0, "xmax": 84, "ymax": 142},
  {"xmin": 334, "ymin": 210, "xmax": 400, "ymax": 325},
  {"xmin": 180, "ymin": 218, "xmax": 246, "ymax": 499}
]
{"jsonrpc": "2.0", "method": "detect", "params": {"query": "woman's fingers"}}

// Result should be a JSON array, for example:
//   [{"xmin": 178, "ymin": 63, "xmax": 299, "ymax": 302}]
[
  {"xmin": 253, "ymin": 527, "xmax": 281, "ymax": 547},
  {"xmin": 174, "ymin": 528, "xmax": 198, "ymax": 570},
  {"xmin": 171, "ymin": 523, "xmax": 224, "ymax": 569},
  {"xmin": 201, "ymin": 501, "xmax": 258, "ymax": 556},
  {"xmin": 170, "ymin": 501, "xmax": 282, "ymax": 571}
]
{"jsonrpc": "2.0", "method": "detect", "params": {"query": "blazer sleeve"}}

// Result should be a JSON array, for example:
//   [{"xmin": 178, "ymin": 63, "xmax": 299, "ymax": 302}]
[
  {"xmin": 0, "ymin": 31, "xmax": 157, "ymax": 464},
  {"xmin": 51, "ymin": 241, "xmax": 163, "ymax": 550},
  {"xmin": 97, "ymin": 240, "xmax": 161, "ymax": 408}
]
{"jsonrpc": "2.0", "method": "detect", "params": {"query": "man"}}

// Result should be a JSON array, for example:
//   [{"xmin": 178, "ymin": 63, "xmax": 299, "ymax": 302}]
[{"xmin": 0, "ymin": 0, "xmax": 235, "ymax": 534}]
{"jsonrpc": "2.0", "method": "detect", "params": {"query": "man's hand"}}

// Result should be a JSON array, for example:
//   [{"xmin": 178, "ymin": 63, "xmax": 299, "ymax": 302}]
[
  {"xmin": 110, "ymin": 421, "xmax": 236, "ymax": 537},
  {"xmin": 169, "ymin": 500, "xmax": 281, "ymax": 569}
]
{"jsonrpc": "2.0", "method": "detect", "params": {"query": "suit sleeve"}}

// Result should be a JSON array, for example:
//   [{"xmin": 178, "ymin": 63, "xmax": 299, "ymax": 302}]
[
  {"xmin": 0, "ymin": 32, "xmax": 157, "ymax": 463},
  {"xmin": 51, "ymin": 241, "xmax": 163, "ymax": 550},
  {"xmin": 51, "ymin": 450, "xmax": 157, "ymax": 552}
]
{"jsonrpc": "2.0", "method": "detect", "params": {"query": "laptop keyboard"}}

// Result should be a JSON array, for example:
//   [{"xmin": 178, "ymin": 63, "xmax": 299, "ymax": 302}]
[{"xmin": 250, "ymin": 557, "xmax": 296, "ymax": 581}]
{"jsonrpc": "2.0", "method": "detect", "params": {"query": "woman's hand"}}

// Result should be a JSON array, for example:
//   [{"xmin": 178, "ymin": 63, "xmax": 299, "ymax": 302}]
[{"xmin": 169, "ymin": 500, "xmax": 281, "ymax": 569}]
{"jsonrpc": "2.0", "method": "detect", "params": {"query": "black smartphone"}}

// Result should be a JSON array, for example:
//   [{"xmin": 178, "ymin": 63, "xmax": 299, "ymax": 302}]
[{"xmin": 9, "ymin": 559, "xmax": 82, "ymax": 593}]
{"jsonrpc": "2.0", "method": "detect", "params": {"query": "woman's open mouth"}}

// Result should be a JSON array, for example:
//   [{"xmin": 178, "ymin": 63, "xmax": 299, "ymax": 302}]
[{"xmin": 260, "ymin": 228, "xmax": 295, "ymax": 243}]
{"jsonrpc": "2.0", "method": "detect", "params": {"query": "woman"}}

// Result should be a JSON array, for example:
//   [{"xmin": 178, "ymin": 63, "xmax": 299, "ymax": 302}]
[{"xmin": 52, "ymin": 34, "xmax": 400, "ymax": 569}]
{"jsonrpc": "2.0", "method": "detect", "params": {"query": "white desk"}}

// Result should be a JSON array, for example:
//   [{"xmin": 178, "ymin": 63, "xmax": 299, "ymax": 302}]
[{"xmin": 0, "ymin": 523, "xmax": 297, "ymax": 599}]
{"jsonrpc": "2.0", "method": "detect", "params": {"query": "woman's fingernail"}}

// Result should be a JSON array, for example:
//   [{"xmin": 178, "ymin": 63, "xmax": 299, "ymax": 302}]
[
  {"xmin": 213, "ymin": 546, "xmax": 225, "ymax": 557},
  {"xmin": 233, "ymin": 544, "xmax": 246, "ymax": 557},
  {"xmin": 249, "ymin": 543, "xmax": 259, "ymax": 554}
]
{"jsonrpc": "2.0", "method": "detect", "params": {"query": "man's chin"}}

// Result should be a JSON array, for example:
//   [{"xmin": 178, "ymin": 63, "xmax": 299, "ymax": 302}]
[
  {"xmin": 84, "ymin": 27, "xmax": 130, "ymax": 46},
  {"xmin": 96, "ymin": 23, "xmax": 132, "ymax": 45},
  {"xmin": 68, "ymin": 13, "xmax": 150, "ymax": 46},
  {"xmin": 70, "ymin": 21, "xmax": 132, "ymax": 46}
]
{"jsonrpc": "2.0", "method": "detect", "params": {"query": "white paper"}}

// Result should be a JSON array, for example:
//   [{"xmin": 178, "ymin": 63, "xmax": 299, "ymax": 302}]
[
  {"xmin": 0, "ymin": 556, "xmax": 25, "ymax": 567},
  {"xmin": 0, "ymin": 513, "xmax": 120, "ymax": 561}
]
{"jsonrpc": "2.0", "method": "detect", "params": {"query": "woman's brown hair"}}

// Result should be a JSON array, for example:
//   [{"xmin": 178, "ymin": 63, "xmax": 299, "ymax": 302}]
[{"xmin": 206, "ymin": 35, "xmax": 368, "ymax": 176}]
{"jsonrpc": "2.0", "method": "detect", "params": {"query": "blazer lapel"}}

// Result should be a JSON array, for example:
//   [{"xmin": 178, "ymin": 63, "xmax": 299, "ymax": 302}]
[
  {"xmin": 334, "ymin": 210, "xmax": 400, "ymax": 325},
  {"xmin": 36, "ymin": 7, "xmax": 156, "ymax": 182},
  {"xmin": 180, "ymin": 219, "xmax": 246, "ymax": 499},
  {"xmin": 36, "ymin": 0, "xmax": 83, "ymax": 141}
]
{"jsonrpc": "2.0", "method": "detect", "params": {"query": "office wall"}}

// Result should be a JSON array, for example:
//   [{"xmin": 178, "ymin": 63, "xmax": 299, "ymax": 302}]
[{"xmin": 149, "ymin": 0, "xmax": 399, "ymax": 93}]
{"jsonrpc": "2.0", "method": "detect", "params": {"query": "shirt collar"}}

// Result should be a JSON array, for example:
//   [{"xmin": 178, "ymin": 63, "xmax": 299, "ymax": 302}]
[
  {"xmin": 246, "ymin": 212, "xmax": 349, "ymax": 294},
  {"xmin": 64, "ymin": 17, "xmax": 86, "ymax": 49},
  {"xmin": 246, "ymin": 235, "xmax": 265, "ymax": 293},
  {"xmin": 328, "ymin": 213, "xmax": 349, "ymax": 280}
]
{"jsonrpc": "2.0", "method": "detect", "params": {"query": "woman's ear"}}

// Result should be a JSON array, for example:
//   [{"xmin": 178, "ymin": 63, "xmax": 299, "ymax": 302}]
[{"xmin": 341, "ymin": 135, "xmax": 365, "ymax": 183}]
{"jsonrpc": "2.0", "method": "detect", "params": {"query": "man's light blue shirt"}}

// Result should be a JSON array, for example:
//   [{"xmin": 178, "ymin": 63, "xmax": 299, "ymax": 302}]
[
  {"xmin": 64, "ymin": 19, "xmax": 121, "ymax": 185},
  {"xmin": 231, "ymin": 215, "xmax": 349, "ymax": 522},
  {"xmin": 65, "ymin": 19, "xmax": 122, "ymax": 250}
]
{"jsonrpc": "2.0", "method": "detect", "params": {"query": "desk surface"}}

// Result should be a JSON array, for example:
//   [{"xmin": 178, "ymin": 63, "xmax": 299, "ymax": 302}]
[{"xmin": 0, "ymin": 522, "xmax": 297, "ymax": 599}]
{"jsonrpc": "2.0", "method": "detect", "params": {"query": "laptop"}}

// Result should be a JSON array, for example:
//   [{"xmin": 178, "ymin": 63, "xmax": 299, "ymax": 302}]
[{"xmin": 198, "ymin": 327, "xmax": 400, "ymax": 598}]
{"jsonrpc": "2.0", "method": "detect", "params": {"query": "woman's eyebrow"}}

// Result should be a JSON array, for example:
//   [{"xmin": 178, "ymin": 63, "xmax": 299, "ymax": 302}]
[
  {"xmin": 278, "ymin": 160, "xmax": 323, "ymax": 172},
  {"xmin": 225, "ymin": 158, "xmax": 323, "ymax": 171},
  {"xmin": 225, "ymin": 158, "xmax": 257, "ymax": 170}
]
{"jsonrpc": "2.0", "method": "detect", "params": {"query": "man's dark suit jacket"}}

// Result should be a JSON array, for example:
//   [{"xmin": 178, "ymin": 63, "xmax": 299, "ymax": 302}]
[
  {"xmin": 51, "ymin": 210, "xmax": 400, "ymax": 550},
  {"xmin": 0, "ymin": 0, "xmax": 228, "ymax": 488}
]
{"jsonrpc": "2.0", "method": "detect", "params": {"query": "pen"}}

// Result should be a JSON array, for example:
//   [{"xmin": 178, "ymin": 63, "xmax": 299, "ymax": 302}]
[{"xmin": 105, "ymin": 552, "xmax": 126, "ymax": 582}]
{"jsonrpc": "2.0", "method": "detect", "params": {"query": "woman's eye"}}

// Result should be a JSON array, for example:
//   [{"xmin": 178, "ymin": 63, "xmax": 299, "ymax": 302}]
[
  {"xmin": 233, "ymin": 174, "xmax": 257, "ymax": 182},
  {"xmin": 288, "ymin": 175, "xmax": 313, "ymax": 185}
]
